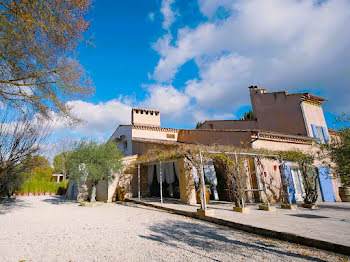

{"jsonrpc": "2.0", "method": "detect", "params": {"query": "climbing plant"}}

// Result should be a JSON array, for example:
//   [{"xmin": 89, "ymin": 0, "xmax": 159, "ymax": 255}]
[
  {"xmin": 279, "ymin": 150, "xmax": 317, "ymax": 205},
  {"xmin": 136, "ymin": 144, "xmax": 269, "ymax": 208},
  {"xmin": 212, "ymin": 153, "xmax": 247, "ymax": 208}
]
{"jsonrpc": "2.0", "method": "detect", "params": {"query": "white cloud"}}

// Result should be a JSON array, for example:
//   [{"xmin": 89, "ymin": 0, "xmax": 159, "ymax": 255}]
[
  {"xmin": 160, "ymin": 0, "xmax": 177, "ymax": 30},
  {"xmin": 198, "ymin": 0, "xmax": 234, "ymax": 18},
  {"xmin": 185, "ymin": 53, "xmax": 253, "ymax": 109},
  {"xmin": 142, "ymin": 84, "xmax": 190, "ymax": 121},
  {"xmin": 151, "ymin": 0, "xmax": 350, "ymax": 113},
  {"xmin": 50, "ymin": 98, "xmax": 132, "ymax": 138}
]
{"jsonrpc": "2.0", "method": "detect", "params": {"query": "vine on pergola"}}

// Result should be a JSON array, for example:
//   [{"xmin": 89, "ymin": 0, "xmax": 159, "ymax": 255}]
[
  {"xmin": 135, "ymin": 144, "xmax": 272, "ymax": 208},
  {"xmin": 135, "ymin": 144, "xmax": 319, "ymax": 206}
]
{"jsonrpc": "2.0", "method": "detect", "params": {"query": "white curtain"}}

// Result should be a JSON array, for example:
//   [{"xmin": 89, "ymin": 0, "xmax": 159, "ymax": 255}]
[
  {"xmin": 203, "ymin": 161, "xmax": 218, "ymax": 186},
  {"xmin": 174, "ymin": 161, "xmax": 179, "ymax": 180},
  {"xmin": 147, "ymin": 165, "xmax": 154, "ymax": 186},
  {"xmin": 203, "ymin": 161, "xmax": 219, "ymax": 200},
  {"xmin": 165, "ymin": 162, "xmax": 175, "ymax": 184},
  {"xmin": 192, "ymin": 166, "xmax": 199, "ymax": 185}
]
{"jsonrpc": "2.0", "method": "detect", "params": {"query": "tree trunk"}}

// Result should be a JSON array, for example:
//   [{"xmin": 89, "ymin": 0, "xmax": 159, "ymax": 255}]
[{"xmin": 90, "ymin": 182, "xmax": 97, "ymax": 202}]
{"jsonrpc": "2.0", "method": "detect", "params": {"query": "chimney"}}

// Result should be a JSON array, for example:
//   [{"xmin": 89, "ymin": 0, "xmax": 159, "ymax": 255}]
[
  {"xmin": 249, "ymin": 85, "xmax": 266, "ymax": 95},
  {"xmin": 131, "ymin": 108, "xmax": 161, "ymax": 126}
]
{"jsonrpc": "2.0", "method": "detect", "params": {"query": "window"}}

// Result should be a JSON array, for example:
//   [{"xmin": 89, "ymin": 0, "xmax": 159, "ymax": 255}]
[
  {"xmin": 311, "ymin": 124, "xmax": 328, "ymax": 143},
  {"xmin": 290, "ymin": 167, "xmax": 305, "ymax": 202},
  {"xmin": 123, "ymin": 140, "xmax": 128, "ymax": 150},
  {"xmin": 166, "ymin": 134, "xmax": 175, "ymax": 139}
]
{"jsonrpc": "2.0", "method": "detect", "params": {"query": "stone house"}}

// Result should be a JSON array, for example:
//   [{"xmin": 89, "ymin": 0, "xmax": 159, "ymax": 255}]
[{"xmin": 104, "ymin": 86, "xmax": 341, "ymax": 205}]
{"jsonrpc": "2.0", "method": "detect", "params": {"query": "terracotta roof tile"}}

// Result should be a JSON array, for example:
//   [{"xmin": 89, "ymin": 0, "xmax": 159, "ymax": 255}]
[{"xmin": 132, "ymin": 125, "xmax": 179, "ymax": 132}]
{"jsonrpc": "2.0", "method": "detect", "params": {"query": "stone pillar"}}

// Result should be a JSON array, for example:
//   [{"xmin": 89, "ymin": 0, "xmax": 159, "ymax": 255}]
[{"xmin": 178, "ymin": 158, "xmax": 196, "ymax": 205}]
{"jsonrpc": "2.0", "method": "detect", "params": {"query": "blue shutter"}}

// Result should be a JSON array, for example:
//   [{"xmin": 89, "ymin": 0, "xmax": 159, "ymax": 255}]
[
  {"xmin": 318, "ymin": 166, "xmax": 336, "ymax": 202},
  {"xmin": 311, "ymin": 124, "xmax": 319, "ymax": 138},
  {"xmin": 322, "ymin": 127, "xmax": 329, "ymax": 143},
  {"xmin": 279, "ymin": 164, "xmax": 296, "ymax": 203}
]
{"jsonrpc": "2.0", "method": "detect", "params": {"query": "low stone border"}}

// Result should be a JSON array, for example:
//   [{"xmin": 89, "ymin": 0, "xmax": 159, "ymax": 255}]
[{"xmin": 125, "ymin": 198, "xmax": 350, "ymax": 256}]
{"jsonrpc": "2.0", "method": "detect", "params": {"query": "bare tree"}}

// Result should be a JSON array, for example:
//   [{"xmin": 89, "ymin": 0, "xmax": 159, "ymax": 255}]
[
  {"xmin": 0, "ymin": 0, "xmax": 94, "ymax": 119},
  {"xmin": 0, "ymin": 112, "xmax": 51, "ymax": 196}
]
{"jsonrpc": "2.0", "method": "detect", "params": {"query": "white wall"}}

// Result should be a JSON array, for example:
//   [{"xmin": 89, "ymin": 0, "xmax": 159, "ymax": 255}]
[
  {"xmin": 110, "ymin": 125, "xmax": 133, "ymax": 156},
  {"xmin": 132, "ymin": 128, "xmax": 178, "ymax": 141},
  {"xmin": 301, "ymin": 102, "xmax": 328, "ymax": 138}
]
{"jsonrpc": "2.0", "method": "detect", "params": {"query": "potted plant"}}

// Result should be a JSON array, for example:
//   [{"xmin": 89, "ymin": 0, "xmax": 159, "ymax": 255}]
[
  {"xmin": 28, "ymin": 182, "xmax": 33, "ymax": 196},
  {"xmin": 323, "ymin": 124, "xmax": 350, "ymax": 202},
  {"xmin": 196, "ymin": 185, "xmax": 210, "ymax": 204},
  {"xmin": 38, "ymin": 180, "xmax": 43, "ymax": 196},
  {"xmin": 50, "ymin": 183, "xmax": 56, "ymax": 196},
  {"xmin": 339, "ymin": 175, "xmax": 350, "ymax": 202},
  {"xmin": 117, "ymin": 187, "xmax": 126, "ymax": 201},
  {"xmin": 22, "ymin": 183, "xmax": 29, "ymax": 197},
  {"xmin": 301, "ymin": 166, "xmax": 319, "ymax": 209}
]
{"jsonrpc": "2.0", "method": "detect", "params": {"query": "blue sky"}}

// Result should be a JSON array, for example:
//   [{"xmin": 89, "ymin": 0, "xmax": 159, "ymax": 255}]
[{"xmin": 53, "ymin": 0, "xmax": 350, "ymax": 140}]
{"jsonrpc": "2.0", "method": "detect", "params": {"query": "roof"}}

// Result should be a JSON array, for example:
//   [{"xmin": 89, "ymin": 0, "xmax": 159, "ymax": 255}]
[
  {"xmin": 255, "ymin": 90, "xmax": 327, "ymax": 105},
  {"xmin": 202, "ymin": 120, "xmax": 257, "ymax": 123},
  {"xmin": 132, "ymin": 124, "xmax": 179, "ymax": 132},
  {"xmin": 179, "ymin": 128, "xmax": 313, "ymax": 144},
  {"xmin": 328, "ymin": 128, "xmax": 341, "ymax": 134},
  {"xmin": 132, "ymin": 137, "xmax": 184, "ymax": 145}
]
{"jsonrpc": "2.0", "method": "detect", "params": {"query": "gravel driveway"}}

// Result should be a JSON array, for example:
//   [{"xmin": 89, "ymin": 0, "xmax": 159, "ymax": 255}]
[{"xmin": 0, "ymin": 196, "xmax": 348, "ymax": 262}]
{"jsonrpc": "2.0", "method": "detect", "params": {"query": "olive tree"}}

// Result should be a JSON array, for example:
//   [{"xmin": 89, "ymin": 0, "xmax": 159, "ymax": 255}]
[{"xmin": 67, "ymin": 139, "xmax": 123, "ymax": 202}]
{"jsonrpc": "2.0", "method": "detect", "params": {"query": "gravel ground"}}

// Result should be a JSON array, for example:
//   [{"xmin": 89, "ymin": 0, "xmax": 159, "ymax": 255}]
[{"xmin": 0, "ymin": 196, "xmax": 349, "ymax": 262}]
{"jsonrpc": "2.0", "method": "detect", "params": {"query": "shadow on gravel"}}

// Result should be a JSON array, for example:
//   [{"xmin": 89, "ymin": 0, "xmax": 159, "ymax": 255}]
[
  {"xmin": 289, "ymin": 214, "xmax": 330, "ymax": 219},
  {"xmin": 41, "ymin": 195, "xmax": 77, "ymax": 205},
  {"xmin": 318, "ymin": 204, "xmax": 350, "ymax": 211},
  {"xmin": 139, "ymin": 220, "xmax": 327, "ymax": 261},
  {"xmin": 0, "ymin": 198, "xmax": 32, "ymax": 215}
]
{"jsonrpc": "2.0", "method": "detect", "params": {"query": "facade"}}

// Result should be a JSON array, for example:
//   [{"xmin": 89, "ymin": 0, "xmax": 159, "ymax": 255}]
[
  {"xmin": 108, "ymin": 87, "xmax": 340, "ymax": 204},
  {"xmin": 199, "ymin": 86, "xmax": 329, "ymax": 141},
  {"xmin": 110, "ymin": 108, "xmax": 179, "ymax": 156}
]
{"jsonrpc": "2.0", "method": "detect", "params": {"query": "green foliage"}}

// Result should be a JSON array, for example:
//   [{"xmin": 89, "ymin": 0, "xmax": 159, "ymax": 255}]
[
  {"xmin": 278, "ymin": 150, "xmax": 314, "ymax": 165},
  {"xmin": 325, "ymin": 127, "xmax": 350, "ymax": 186},
  {"xmin": 53, "ymin": 151, "xmax": 72, "ymax": 177},
  {"xmin": 67, "ymin": 139, "xmax": 123, "ymax": 184},
  {"xmin": 1, "ymin": 155, "xmax": 54, "ymax": 196},
  {"xmin": 0, "ymin": 171, "xmax": 28, "ymax": 196},
  {"xmin": 240, "ymin": 110, "xmax": 255, "ymax": 120},
  {"xmin": 196, "ymin": 121, "xmax": 203, "ymax": 129},
  {"xmin": 278, "ymin": 150, "xmax": 318, "ymax": 204},
  {"xmin": 21, "ymin": 179, "xmax": 67, "ymax": 194},
  {"xmin": 66, "ymin": 139, "xmax": 123, "ymax": 202}
]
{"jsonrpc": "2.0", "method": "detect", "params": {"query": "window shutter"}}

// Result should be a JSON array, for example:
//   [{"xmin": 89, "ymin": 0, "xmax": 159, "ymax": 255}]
[
  {"xmin": 321, "ymin": 127, "xmax": 329, "ymax": 143},
  {"xmin": 311, "ymin": 124, "xmax": 319, "ymax": 138},
  {"xmin": 279, "ymin": 164, "xmax": 296, "ymax": 203}
]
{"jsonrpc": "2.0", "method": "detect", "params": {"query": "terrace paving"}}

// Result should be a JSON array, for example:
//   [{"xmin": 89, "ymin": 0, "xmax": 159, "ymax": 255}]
[{"xmin": 130, "ymin": 198, "xmax": 350, "ymax": 248}]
